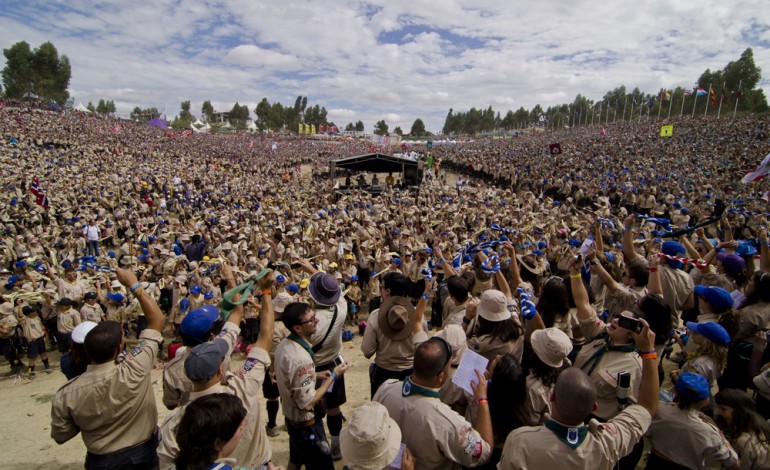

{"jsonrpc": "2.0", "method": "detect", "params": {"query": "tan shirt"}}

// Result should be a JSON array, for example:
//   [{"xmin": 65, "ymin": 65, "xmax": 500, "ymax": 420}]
[
  {"xmin": 274, "ymin": 337, "xmax": 317, "ymax": 423},
  {"xmin": 443, "ymin": 297, "xmax": 469, "ymax": 327},
  {"xmin": 310, "ymin": 298, "xmax": 348, "ymax": 366},
  {"xmin": 19, "ymin": 314, "xmax": 46, "ymax": 341},
  {"xmin": 647, "ymin": 404, "xmax": 738, "ymax": 469},
  {"xmin": 54, "ymin": 277, "xmax": 89, "ymax": 303},
  {"xmin": 80, "ymin": 303, "xmax": 104, "ymax": 323},
  {"xmin": 374, "ymin": 379, "xmax": 492, "ymax": 470},
  {"xmin": 57, "ymin": 308, "xmax": 82, "ymax": 334},
  {"xmin": 499, "ymin": 405, "xmax": 651, "ymax": 470},
  {"xmin": 574, "ymin": 314, "xmax": 642, "ymax": 421},
  {"xmin": 523, "ymin": 372, "xmax": 552, "ymax": 426},
  {"xmin": 736, "ymin": 301, "xmax": 770, "ymax": 343},
  {"xmin": 360, "ymin": 308, "xmax": 428, "ymax": 371},
  {"xmin": 157, "ymin": 346, "xmax": 272, "ymax": 469},
  {"xmin": 658, "ymin": 264, "xmax": 694, "ymax": 323},
  {"xmin": 734, "ymin": 431, "xmax": 770, "ymax": 470},
  {"xmin": 51, "ymin": 329, "xmax": 163, "ymax": 454},
  {"xmin": 161, "ymin": 323, "xmax": 239, "ymax": 410}
]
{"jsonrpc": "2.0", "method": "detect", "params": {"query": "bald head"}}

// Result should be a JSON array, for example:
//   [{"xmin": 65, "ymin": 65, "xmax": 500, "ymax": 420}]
[
  {"xmin": 553, "ymin": 368, "xmax": 596, "ymax": 425},
  {"xmin": 413, "ymin": 339, "xmax": 450, "ymax": 382}
]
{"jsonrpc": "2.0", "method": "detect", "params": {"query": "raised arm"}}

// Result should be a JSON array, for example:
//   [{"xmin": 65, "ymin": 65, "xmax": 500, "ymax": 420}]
[
  {"xmin": 646, "ymin": 252, "xmax": 663, "ymax": 296},
  {"xmin": 254, "ymin": 270, "xmax": 275, "ymax": 352},
  {"xmin": 116, "ymin": 267, "xmax": 164, "ymax": 332},
  {"xmin": 587, "ymin": 247, "xmax": 620, "ymax": 292},
  {"xmin": 622, "ymin": 214, "xmax": 640, "ymax": 264},
  {"xmin": 633, "ymin": 319, "xmax": 659, "ymax": 417},
  {"xmin": 433, "ymin": 247, "xmax": 458, "ymax": 279},
  {"xmin": 568, "ymin": 256, "xmax": 593, "ymax": 321},
  {"xmin": 503, "ymin": 242, "xmax": 523, "ymax": 289}
]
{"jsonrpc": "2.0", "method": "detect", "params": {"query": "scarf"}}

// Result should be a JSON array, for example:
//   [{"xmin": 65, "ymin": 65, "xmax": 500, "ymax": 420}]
[
  {"xmin": 579, "ymin": 334, "xmax": 638, "ymax": 376},
  {"xmin": 544, "ymin": 418, "xmax": 589, "ymax": 449},
  {"xmin": 401, "ymin": 376, "xmax": 440, "ymax": 399},
  {"xmin": 288, "ymin": 333, "xmax": 314, "ymax": 360}
]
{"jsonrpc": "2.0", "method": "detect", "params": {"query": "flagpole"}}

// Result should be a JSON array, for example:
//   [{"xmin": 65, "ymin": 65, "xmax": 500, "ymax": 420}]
[
  {"xmin": 629, "ymin": 98, "xmax": 634, "ymax": 122},
  {"xmin": 680, "ymin": 89, "xmax": 686, "ymax": 117},
  {"xmin": 657, "ymin": 90, "xmax": 663, "ymax": 120},
  {"xmin": 704, "ymin": 83, "xmax": 711, "ymax": 117},
  {"xmin": 691, "ymin": 88, "xmax": 698, "ymax": 118},
  {"xmin": 667, "ymin": 91, "xmax": 673, "ymax": 119},
  {"xmin": 717, "ymin": 90, "xmax": 724, "ymax": 118},
  {"xmin": 622, "ymin": 95, "xmax": 628, "ymax": 122},
  {"xmin": 733, "ymin": 79, "xmax": 742, "ymax": 119},
  {"xmin": 639, "ymin": 96, "xmax": 643, "ymax": 121},
  {"xmin": 613, "ymin": 101, "xmax": 617, "ymax": 122}
]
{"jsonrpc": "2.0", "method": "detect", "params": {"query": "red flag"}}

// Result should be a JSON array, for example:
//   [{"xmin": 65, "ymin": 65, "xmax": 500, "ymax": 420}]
[
  {"xmin": 709, "ymin": 88, "xmax": 717, "ymax": 107},
  {"xmin": 548, "ymin": 143, "xmax": 562, "ymax": 155},
  {"xmin": 29, "ymin": 176, "xmax": 41, "ymax": 197}
]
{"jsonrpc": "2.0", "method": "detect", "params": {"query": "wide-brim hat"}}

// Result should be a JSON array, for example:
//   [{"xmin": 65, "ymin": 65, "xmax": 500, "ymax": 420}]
[
  {"xmin": 516, "ymin": 253, "xmax": 545, "ymax": 275},
  {"xmin": 340, "ymin": 402, "xmax": 401, "ymax": 470},
  {"xmin": 308, "ymin": 272, "xmax": 340, "ymax": 306},
  {"xmin": 377, "ymin": 295, "xmax": 415, "ymax": 340},
  {"xmin": 531, "ymin": 328, "xmax": 573, "ymax": 368}
]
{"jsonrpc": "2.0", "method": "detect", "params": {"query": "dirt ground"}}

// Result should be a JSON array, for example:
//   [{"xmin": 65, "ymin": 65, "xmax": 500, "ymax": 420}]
[{"xmin": 0, "ymin": 320, "xmax": 374, "ymax": 469}]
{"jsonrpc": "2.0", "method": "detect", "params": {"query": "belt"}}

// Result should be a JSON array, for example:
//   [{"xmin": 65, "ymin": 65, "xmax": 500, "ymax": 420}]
[{"xmin": 286, "ymin": 418, "xmax": 316, "ymax": 428}]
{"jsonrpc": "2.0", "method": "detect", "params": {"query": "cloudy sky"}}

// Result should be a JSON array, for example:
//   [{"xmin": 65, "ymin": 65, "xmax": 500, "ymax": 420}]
[{"xmin": 2, "ymin": 0, "xmax": 769, "ymax": 132}]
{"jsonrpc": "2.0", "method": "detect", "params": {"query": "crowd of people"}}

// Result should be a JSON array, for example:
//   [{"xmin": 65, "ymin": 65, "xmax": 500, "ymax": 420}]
[{"xmin": 1, "ymin": 100, "xmax": 770, "ymax": 469}]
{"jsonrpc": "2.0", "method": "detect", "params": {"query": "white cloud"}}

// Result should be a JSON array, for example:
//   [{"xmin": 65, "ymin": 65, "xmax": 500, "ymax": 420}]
[{"xmin": 1, "ymin": 0, "xmax": 768, "ymax": 133}]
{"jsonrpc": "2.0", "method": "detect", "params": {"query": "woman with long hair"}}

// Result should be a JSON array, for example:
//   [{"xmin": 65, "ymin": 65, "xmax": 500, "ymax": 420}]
[
  {"xmin": 672, "ymin": 321, "xmax": 730, "ymax": 398},
  {"xmin": 715, "ymin": 389, "xmax": 770, "ymax": 469},
  {"xmin": 175, "ymin": 394, "xmax": 247, "ymax": 470}
]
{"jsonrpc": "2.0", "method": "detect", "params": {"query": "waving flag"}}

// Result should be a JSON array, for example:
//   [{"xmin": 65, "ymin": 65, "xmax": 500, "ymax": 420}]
[
  {"xmin": 741, "ymin": 152, "xmax": 770, "ymax": 184},
  {"xmin": 709, "ymin": 88, "xmax": 717, "ymax": 107},
  {"xmin": 696, "ymin": 87, "xmax": 707, "ymax": 96},
  {"xmin": 29, "ymin": 176, "xmax": 42, "ymax": 197}
]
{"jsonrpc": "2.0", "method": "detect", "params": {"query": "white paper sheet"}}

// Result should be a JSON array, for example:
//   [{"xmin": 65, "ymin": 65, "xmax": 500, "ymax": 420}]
[{"xmin": 451, "ymin": 348, "xmax": 489, "ymax": 395}]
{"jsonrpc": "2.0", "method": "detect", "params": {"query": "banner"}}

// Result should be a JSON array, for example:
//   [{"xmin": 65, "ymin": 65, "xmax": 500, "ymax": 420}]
[
  {"xmin": 741, "ymin": 152, "xmax": 770, "ymax": 184},
  {"xmin": 548, "ymin": 143, "xmax": 562, "ymax": 155},
  {"xmin": 660, "ymin": 125, "xmax": 673, "ymax": 137}
]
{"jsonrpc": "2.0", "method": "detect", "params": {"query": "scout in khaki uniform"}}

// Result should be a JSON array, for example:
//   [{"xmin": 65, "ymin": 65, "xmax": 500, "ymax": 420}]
[
  {"xmin": 361, "ymin": 272, "xmax": 429, "ymax": 398},
  {"xmin": 499, "ymin": 318, "xmax": 660, "ymax": 470},
  {"xmin": 55, "ymin": 298, "xmax": 81, "ymax": 351},
  {"xmin": 50, "ymin": 267, "xmax": 165, "ymax": 469},
  {"xmin": 157, "ymin": 270, "xmax": 276, "ymax": 470},
  {"xmin": 274, "ymin": 302, "xmax": 350, "ymax": 470},
  {"xmin": 79, "ymin": 292, "xmax": 104, "ymax": 323}
]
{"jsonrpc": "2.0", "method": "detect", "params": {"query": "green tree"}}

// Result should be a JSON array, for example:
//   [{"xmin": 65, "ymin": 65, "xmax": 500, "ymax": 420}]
[
  {"xmin": 180, "ymin": 100, "xmax": 193, "ymax": 121},
  {"xmin": 255, "ymin": 98, "xmax": 271, "ymax": 131},
  {"xmin": 394, "ymin": 126, "xmax": 403, "ymax": 136},
  {"xmin": 201, "ymin": 100, "xmax": 214, "ymax": 121},
  {"xmin": 96, "ymin": 99, "xmax": 107, "ymax": 115},
  {"xmin": 2, "ymin": 41, "xmax": 71, "ymax": 104},
  {"xmin": 345, "ymin": 122, "xmax": 355, "ymax": 131},
  {"xmin": 722, "ymin": 48, "xmax": 765, "ymax": 112},
  {"xmin": 374, "ymin": 120, "xmax": 389, "ymax": 135},
  {"xmin": 354, "ymin": 120, "xmax": 364, "ymax": 132},
  {"xmin": 106, "ymin": 100, "xmax": 116, "ymax": 114},
  {"xmin": 130, "ymin": 106, "xmax": 159, "ymax": 122},
  {"xmin": 410, "ymin": 118, "xmax": 426, "ymax": 136},
  {"xmin": 229, "ymin": 102, "xmax": 250, "ymax": 129},
  {"xmin": 87, "ymin": 101, "xmax": 96, "ymax": 113}
]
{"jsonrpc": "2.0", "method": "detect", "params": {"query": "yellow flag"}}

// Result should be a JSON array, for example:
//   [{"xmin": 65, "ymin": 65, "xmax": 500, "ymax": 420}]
[
  {"xmin": 311, "ymin": 124, "xmax": 316, "ymax": 134},
  {"xmin": 298, "ymin": 123, "xmax": 303, "ymax": 134},
  {"xmin": 660, "ymin": 125, "xmax": 673, "ymax": 137}
]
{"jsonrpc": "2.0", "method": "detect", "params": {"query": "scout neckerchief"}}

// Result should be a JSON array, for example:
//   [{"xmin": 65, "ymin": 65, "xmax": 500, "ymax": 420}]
[
  {"xmin": 401, "ymin": 375, "xmax": 440, "ymax": 398},
  {"xmin": 579, "ymin": 333, "xmax": 638, "ymax": 376},
  {"xmin": 544, "ymin": 418, "xmax": 589, "ymax": 449},
  {"xmin": 288, "ymin": 333, "xmax": 314, "ymax": 360}
]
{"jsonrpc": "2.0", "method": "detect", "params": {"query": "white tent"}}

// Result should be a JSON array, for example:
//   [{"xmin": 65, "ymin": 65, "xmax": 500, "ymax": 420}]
[
  {"xmin": 247, "ymin": 120, "xmax": 257, "ymax": 132},
  {"xmin": 74, "ymin": 102, "xmax": 91, "ymax": 113}
]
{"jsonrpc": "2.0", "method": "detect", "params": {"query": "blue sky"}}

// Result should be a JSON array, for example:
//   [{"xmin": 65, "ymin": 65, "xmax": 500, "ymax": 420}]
[{"xmin": 2, "ymin": 0, "xmax": 769, "ymax": 132}]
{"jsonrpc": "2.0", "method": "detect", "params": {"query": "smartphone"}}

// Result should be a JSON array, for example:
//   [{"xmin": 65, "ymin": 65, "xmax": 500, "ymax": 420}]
[
  {"xmin": 617, "ymin": 315, "xmax": 643, "ymax": 333},
  {"xmin": 290, "ymin": 262, "xmax": 302, "ymax": 269}
]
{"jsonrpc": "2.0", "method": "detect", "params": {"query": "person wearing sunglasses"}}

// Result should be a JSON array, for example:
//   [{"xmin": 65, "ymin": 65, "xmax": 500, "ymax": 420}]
[{"xmin": 374, "ymin": 283, "xmax": 493, "ymax": 470}]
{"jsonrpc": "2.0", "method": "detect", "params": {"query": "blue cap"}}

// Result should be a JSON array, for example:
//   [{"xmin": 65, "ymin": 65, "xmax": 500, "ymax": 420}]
[
  {"xmin": 604, "ymin": 252, "xmax": 615, "ymax": 264},
  {"xmin": 286, "ymin": 284, "xmax": 299, "ymax": 293},
  {"xmin": 139, "ymin": 241, "xmax": 148, "ymax": 246},
  {"xmin": 203, "ymin": 292, "xmax": 214, "ymax": 299},
  {"xmin": 179, "ymin": 298, "xmax": 191, "ymax": 313},
  {"xmin": 107, "ymin": 251, "xmax": 116, "ymax": 258},
  {"xmin": 685, "ymin": 321, "xmax": 730, "ymax": 346},
  {"xmin": 392, "ymin": 257, "xmax": 402, "ymax": 266},
  {"xmin": 662, "ymin": 241, "xmax": 685, "ymax": 269},
  {"xmin": 350, "ymin": 275, "xmax": 359, "ymax": 281},
  {"xmin": 258, "ymin": 249, "xmax": 267, "ymax": 255},
  {"xmin": 107, "ymin": 293, "xmax": 125, "ymax": 303},
  {"xmin": 736, "ymin": 242, "xmax": 757, "ymax": 256},
  {"xmin": 538, "ymin": 241, "xmax": 547, "ymax": 249},
  {"xmin": 675, "ymin": 372, "xmax": 710, "ymax": 400},
  {"xmin": 181, "ymin": 305, "xmax": 220, "ymax": 339},
  {"xmin": 190, "ymin": 285, "xmax": 202, "ymax": 295},
  {"xmin": 276, "ymin": 275, "xmax": 286, "ymax": 283},
  {"xmin": 14, "ymin": 261, "xmax": 26, "ymax": 269},
  {"xmin": 693, "ymin": 285, "xmax": 734, "ymax": 313}
]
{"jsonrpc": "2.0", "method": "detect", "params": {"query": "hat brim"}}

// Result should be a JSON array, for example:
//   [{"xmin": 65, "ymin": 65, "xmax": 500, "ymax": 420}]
[
  {"xmin": 339, "ymin": 414, "xmax": 401, "ymax": 470},
  {"xmin": 531, "ymin": 329, "xmax": 570, "ymax": 368},
  {"xmin": 308, "ymin": 272, "xmax": 341, "ymax": 306},
  {"xmin": 377, "ymin": 296, "xmax": 415, "ymax": 341},
  {"xmin": 516, "ymin": 254, "xmax": 545, "ymax": 275}
]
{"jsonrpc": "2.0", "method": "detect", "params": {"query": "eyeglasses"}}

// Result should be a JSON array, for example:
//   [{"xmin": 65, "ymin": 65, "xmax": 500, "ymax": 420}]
[{"xmin": 298, "ymin": 313, "xmax": 316, "ymax": 325}]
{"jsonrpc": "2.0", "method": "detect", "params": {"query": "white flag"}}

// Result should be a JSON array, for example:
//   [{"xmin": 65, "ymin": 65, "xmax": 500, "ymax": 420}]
[{"xmin": 741, "ymin": 152, "xmax": 770, "ymax": 184}]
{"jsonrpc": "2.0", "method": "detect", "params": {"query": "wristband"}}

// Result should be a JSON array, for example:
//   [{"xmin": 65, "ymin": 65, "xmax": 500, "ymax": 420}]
[
  {"xmin": 624, "ymin": 225, "xmax": 633, "ymax": 231},
  {"xmin": 438, "ymin": 258, "xmax": 446, "ymax": 264},
  {"xmin": 421, "ymin": 293, "xmax": 431, "ymax": 300},
  {"xmin": 762, "ymin": 241, "xmax": 769, "ymax": 246},
  {"xmin": 518, "ymin": 245, "xmax": 526, "ymax": 250},
  {"xmin": 569, "ymin": 273, "xmax": 581, "ymax": 279},
  {"xmin": 330, "ymin": 372, "xmax": 337, "ymax": 381},
  {"xmin": 641, "ymin": 350, "xmax": 657, "ymax": 355},
  {"xmin": 647, "ymin": 268, "xmax": 658, "ymax": 273},
  {"xmin": 462, "ymin": 317, "xmax": 471, "ymax": 325},
  {"xmin": 129, "ymin": 283, "xmax": 140, "ymax": 292},
  {"xmin": 476, "ymin": 398, "xmax": 489, "ymax": 405},
  {"xmin": 261, "ymin": 289, "xmax": 272, "ymax": 296},
  {"xmin": 640, "ymin": 352, "xmax": 658, "ymax": 360}
]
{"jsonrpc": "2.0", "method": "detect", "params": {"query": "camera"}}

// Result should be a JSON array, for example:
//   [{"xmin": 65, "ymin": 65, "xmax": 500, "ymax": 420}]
[{"xmin": 617, "ymin": 315, "xmax": 643, "ymax": 333}]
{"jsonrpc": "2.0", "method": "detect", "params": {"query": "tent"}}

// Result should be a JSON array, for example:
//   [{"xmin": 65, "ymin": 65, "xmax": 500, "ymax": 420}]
[
  {"xmin": 74, "ymin": 102, "xmax": 91, "ymax": 113},
  {"xmin": 330, "ymin": 153, "xmax": 421, "ymax": 188}
]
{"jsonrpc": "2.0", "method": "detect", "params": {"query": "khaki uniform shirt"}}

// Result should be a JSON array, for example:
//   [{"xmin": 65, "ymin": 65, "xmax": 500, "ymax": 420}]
[
  {"xmin": 647, "ymin": 404, "xmax": 738, "ymax": 469},
  {"xmin": 602, "ymin": 285, "xmax": 647, "ymax": 318},
  {"xmin": 105, "ymin": 304, "xmax": 125, "ymax": 323},
  {"xmin": 735, "ymin": 301, "xmax": 770, "ymax": 343},
  {"xmin": 158, "ymin": 346, "xmax": 271, "ymax": 469},
  {"xmin": 734, "ymin": 431, "xmax": 770, "ymax": 470},
  {"xmin": 161, "ymin": 323, "xmax": 239, "ymax": 410},
  {"xmin": 658, "ymin": 264, "xmax": 694, "ymax": 324},
  {"xmin": 57, "ymin": 308, "xmax": 82, "ymax": 334},
  {"xmin": 19, "ymin": 314, "xmax": 46, "ymax": 341},
  {"xmin": 360, "ymin": 308, "xmax": 428, "ymax": 371},
  {"xmin": 499, "ymin": 405, "xmax": 651, "ymax": 470},
  {"xmin": 51, "ymin": 329, "xmax": 163, "ymax": 454},
  {"xmin": 682, "ymin": 355, "xmax": 721, "ymax": 395},
  {"xmin": 310, "ymin": 298, "xmax": 348, "ymax": 366},
  {"xmin": 80, "ymin": 303, "xmax": 104, "ymax": 323},
  {"xmin": 443, "ymin": 297, "xmax": 469, "ymax": 327},
  {"xmin": 523, "ymin": 372, "xmax": 551, "ymax": 426},
  {"xmin": 54, "ymin": 277, "xmax": 89, "ymax": 303},
  {"xmin": 374, "ymin": 379, "xmax": 492, "ymax": 470},
  {"xmin": 0, "ymin": 307, "xmax": 18, "ymax": 338},
  {"xmin": 574, "ymin": 314, "xmax": 642, "ymax": 421},
  {"xmin": 274, "ymin": 337, "xmax": 317, "ymax": 423}
]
